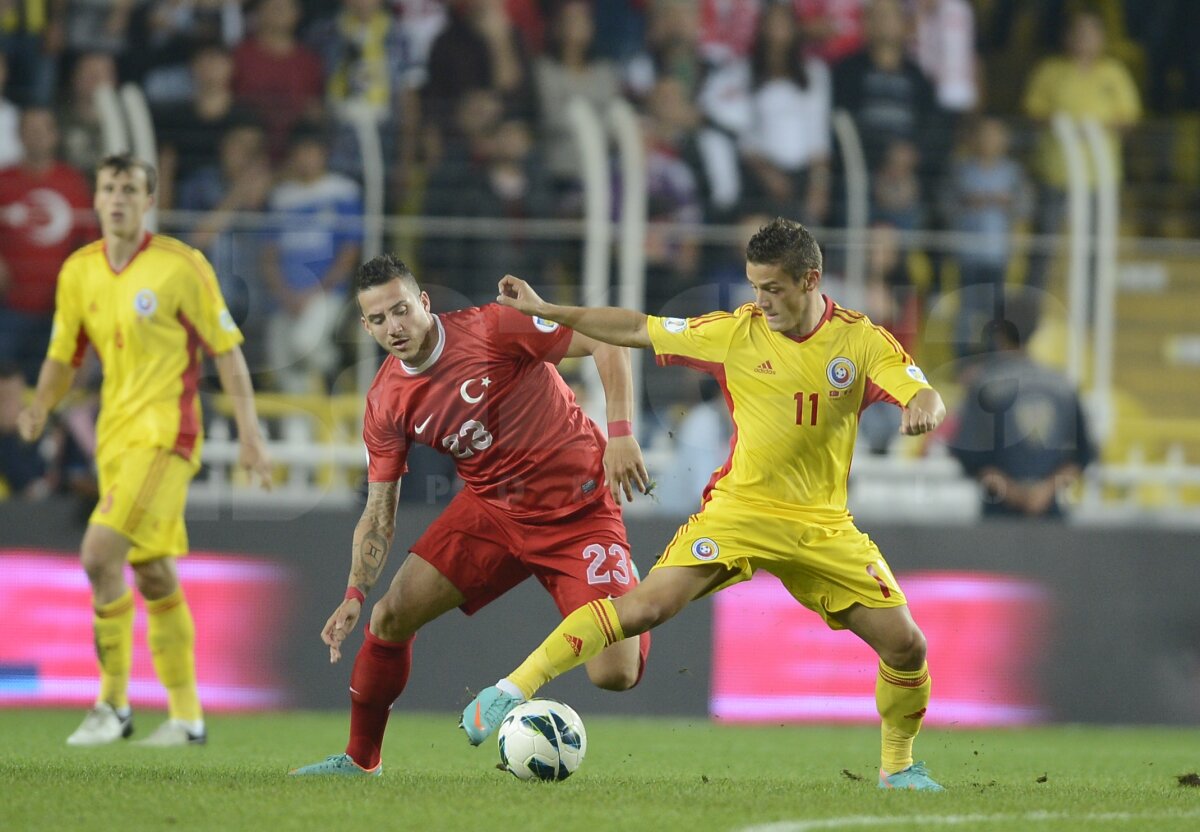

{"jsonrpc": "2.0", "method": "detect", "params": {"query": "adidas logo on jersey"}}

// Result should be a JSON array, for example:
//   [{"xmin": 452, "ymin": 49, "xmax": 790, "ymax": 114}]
[{"xmin": 754, "ymin": 360, "xmax": 775, "ymax": 374}]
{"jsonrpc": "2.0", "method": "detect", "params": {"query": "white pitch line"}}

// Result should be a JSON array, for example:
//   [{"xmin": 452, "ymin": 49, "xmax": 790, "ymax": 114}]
[{"xmin": 738, "ymin": 810, "xmax": 1200, "ymax": 832}]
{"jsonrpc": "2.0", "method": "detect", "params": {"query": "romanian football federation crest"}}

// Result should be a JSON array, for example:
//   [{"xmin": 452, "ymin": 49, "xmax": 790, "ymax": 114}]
[
  {"xmin": 826, "ymin": 356, "xmax": 856, "ymax": 389},
  {"xmin": 134, "ymin": 288, "xmax": 157, "ymax": 317},
  {"xmin": 691, "ymin": 537, "xmax": 719, "ymax": 561}
]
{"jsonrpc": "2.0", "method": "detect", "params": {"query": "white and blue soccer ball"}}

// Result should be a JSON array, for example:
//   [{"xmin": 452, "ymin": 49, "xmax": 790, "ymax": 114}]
[{"xmin": 497, "ymin": 699, "xmax": 587, "ymax": 781}]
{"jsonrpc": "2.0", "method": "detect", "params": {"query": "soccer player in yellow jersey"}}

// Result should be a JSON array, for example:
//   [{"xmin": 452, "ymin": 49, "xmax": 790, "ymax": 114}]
[
  {"xmin": 16, "ymin": 153, "xmax": 273, "ymax": 747},
  {"xmin": 463, "ymin": 218, "xmax": 948, "ymax": 790}
]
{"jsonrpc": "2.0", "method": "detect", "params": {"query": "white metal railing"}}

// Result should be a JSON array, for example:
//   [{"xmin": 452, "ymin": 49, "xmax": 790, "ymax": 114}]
[
  {"xmin": 1052, "ymin": 113, "xmax": 1092, "ymax": 387},
  {"xmin": 1078, "ymin": 118, "xmax": 1118, "ymax": 443},
  {"xmin": 831, "ymin": 108, "xmax": 869, "ymax": 301}
]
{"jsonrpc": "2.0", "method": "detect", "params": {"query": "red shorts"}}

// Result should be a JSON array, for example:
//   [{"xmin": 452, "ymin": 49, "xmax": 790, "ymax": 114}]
[
  {"xmin": 411, "ymin": 489, "xmax": 652, "ymax": 681},
  {"xmin": 411, "ymin": 488, "xmax": 639, "ymax": 616}
]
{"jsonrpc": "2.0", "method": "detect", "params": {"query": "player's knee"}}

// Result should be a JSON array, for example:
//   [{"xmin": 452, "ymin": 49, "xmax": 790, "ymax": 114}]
[
  {"xmin": 369, "ymin": 594, "xmax": 416, "ymax": 641},
  {"xmin": 133, "ymin": 562, "xmax": 176, "ymax": 600},
  {"xmin": 80, "ymin": 548, "xmax": 123, "ymax": 587},
  {"xmin": 589, "ymin": 665, "xmax": 639, "ymax": 692},
  {"xmin": 621, "ymin": 596, "xmax": 676, "ymax": 634},
  {"xmin": 883, "ymin": 626, "xmax": 927, "ymax": 670}
]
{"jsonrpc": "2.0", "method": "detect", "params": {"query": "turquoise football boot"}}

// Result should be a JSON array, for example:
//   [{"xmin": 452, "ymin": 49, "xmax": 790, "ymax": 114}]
[
  {"xmin": 289, "ymin": 753, "xmax": 381, "ymax": 777},
  {"xmin": 461, "ymin": 686, "xmax": 522, "ymax": 746},
  {"xmin": 878, "ymin": 761, "xmax": 945, "ymax": 791}
]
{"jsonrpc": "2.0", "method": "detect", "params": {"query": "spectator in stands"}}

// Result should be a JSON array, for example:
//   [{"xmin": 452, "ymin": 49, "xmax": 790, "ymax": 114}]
[
  {"xmin": 533, "ymin": 0, "xmax": 621, "ymax": 197},
  {"xmin": 155, "ymin": 42, "xmax": 255, "ymax": 210},
  {"xmin": 642, "ymin": 77, "xmax": 704, "ymax": 314},
  {"xmin": 423, "ymin": 0, "xmax": 533, "ymax": 165},
  {"xmin": 233, "ymin": 0, "xmax": 325, "ymax": 163},
  {"xmin": 910, "ymin": 0, "xmax": 977, "ymax": 120},
  {"xmin": 0, "ymin": 107, "xmax": 93, "ymax": 384},
  {"xmin": 123, "ymin": 1, "xmax": 246, "ymax": 106},
  {"xmin": 950, "ymin": 290, "xmax": 1094, "ymax": 520},
  {"xmin": 1022, "ymin": 10, "xmax": 1140, "ymax": 296},
  {"xmin": 64, "ymin": 0, "xmax": 136, "ymax": 58},
  {"xmin": 941, "ymin": 116, "xmax": 1031, "ymax": 360},
  {"xmin": 794, "ymin": 0, "xmax": 866, "ymax": 66},
  {"xmin": 872, "ymin": 138, "xmax": 921, "ymax": 230},
  {"xmin": 423, "ymin": 116, "xmax": 553, "ymax": 304},
  {"xmin": 177, "ymin": 118, "xmax": 274, "ymax": 365},
  {"xmin": 0, "ymin": 0, "xmax": 62, "ymax": 106},
  {"xmin": 831, "ymin": 0, "xmax": 943, "ymax": 198},
  {"xmin": 261, "ymin": 123, "xmax": 363, "ymax": 394},
  {"xmin": 625, "ymin": 0, "xmax": 704, "ymax": 101},
  {"xmin": 306, "ymin": 0, "xmax": 414, "ymax": 184},
  {"xmin": 697, "ymin": 0, "xmax": 760, "ymax": 66},
  {"xmin": 703, "ymin": 211, "xmax": 768, "ymax": 311},
  {"xmin": 389, "ymin": 0, "xmax": 447, "ymax": 84},
  {"xmin": 736, "ymin": 1, "xmax": 832, "ymax": 227},
  {"xmin": 590, "ymin": 0, "xmax": 646, "ymax": 64},
  {"xmin": 1136, "ymin": 0, "xmax": 1200, "ymax": 114},
  {"xmin": 56, "ymin": 51, "xmax": 116, "ymax": 176},
  {"xmin": 0, "ymin": 54, "xmax": 24, "ymax": 168}
]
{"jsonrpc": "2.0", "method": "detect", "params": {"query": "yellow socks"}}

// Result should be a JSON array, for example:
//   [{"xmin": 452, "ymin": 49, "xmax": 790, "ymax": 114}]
[
  {"xmin": 508, "ymin": 599, "xmax": 625, "ymax": 698},
  {"xmin": 146, "ymin": 588, "xmax": 202, "ymax": 723},
  {"xmin": 876, "ymin": 661, "xmax": 931, "ymax": 774},
  {"xmin": 94, "ymin": 589, "xmax": 135, "ymax": 710}
]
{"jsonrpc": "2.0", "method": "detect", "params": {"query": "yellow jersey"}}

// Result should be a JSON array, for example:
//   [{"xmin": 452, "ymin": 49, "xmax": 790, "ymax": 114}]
[
  {"xmin": 648, "ymin": 297, "xmax": 931, "ymax": 518},
  {"xmin": 46, "ymin": 232, "xmax": 243, "ymax": 464}
]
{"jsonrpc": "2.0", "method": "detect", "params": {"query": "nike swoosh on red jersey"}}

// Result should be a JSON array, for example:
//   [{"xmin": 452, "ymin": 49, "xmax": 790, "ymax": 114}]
[{"xmin": 414, "ymin": 414, "xmax": 433, "ymax": 434}]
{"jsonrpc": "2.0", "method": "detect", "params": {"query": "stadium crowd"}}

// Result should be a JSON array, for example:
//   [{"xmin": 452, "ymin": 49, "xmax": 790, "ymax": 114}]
[{"xmin": 2, "ymin": 0, "xmax": 1194, "ymax": 508}]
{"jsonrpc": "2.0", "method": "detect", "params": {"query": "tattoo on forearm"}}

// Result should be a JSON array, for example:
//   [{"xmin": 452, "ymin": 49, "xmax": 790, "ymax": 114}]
[{"xmin": 349, "ymin": 481, "xmax": 398, "ymax": 594}]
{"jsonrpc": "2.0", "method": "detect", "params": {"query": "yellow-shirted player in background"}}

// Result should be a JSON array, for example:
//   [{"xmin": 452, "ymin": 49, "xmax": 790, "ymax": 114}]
[
  {"xmin": 17, "ymin": 153, "xmax": 273, "ymax": 747},
  {"xmin": 463, "ymin": 218, "xmax": 948, "ymax": 791}
]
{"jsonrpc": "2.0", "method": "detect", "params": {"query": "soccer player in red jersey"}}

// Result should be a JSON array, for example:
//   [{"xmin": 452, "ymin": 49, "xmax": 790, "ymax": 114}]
[{"xmin": 291, "ymin": 253, "xmax": 653, "ymax": 776}]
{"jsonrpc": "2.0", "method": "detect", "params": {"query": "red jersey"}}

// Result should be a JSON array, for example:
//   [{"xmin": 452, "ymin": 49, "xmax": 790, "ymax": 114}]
[
  {"xmin": 0, "ymin": 162, "xmax": 94, "ymax": 313},
  {"xmin": 231, "ymin": 38, "xmax": 324, "ymax": 160},
  {"xmin": 364, "ymin": 304, "xmax": 608, "ymax": 520}
]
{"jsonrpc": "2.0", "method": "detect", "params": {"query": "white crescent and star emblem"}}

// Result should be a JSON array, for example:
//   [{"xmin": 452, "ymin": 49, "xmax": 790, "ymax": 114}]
[{"xmin": 459, "ymin": 377, "xmax": 491, "ymax": 404}]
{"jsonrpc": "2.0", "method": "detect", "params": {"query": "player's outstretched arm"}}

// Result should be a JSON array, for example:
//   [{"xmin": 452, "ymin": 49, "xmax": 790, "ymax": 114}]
[
  {"xmin": 497, "ymin": 274, "xmax": 651, "ymax": 348},
  {"xmin": 323, "ymin": 479, "xmax": 401, "ymax": 663},
  {"xmin": 17, "ymin": 358, "xmax": 75, "ymax": 443},
  {"xmin": 900, "ymin": 388, "xmax": 946, "ymax": 436},
  {"xmin": 213, "ymin": 345, "xmax": 273, "ymax": 490},
  {"xmin": 567, "ymin": 334, "xmax": 652, "ymax": 502}
]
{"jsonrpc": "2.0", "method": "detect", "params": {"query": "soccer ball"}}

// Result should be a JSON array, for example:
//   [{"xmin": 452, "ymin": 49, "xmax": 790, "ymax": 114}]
[{"xmin": 497, "ymin": 699, "xmax": 587, "ymax": 781}]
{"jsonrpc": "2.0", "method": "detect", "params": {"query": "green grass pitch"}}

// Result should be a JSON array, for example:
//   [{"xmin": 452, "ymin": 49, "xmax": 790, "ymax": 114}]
[{"xmin": 2, "ymin": 710, "xmax": 1198, "ymax": 831}]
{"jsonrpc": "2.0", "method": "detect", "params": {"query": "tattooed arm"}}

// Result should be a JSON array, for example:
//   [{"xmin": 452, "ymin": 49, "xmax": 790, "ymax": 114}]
[{"xmin": 321, "ymin": 480, "xmax": 401, "ymax": 663}]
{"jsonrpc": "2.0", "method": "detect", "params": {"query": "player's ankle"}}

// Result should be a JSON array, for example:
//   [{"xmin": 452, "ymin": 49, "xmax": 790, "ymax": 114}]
[{"xmin": 495, "ymin": 678, "xmax": 525, "ymax": 700}]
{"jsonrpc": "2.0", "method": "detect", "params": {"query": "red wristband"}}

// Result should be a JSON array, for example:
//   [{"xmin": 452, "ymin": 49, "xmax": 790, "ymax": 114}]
[
  {"xmin": 344, "ymin": 586, "xmax": 365, "ymax": 604},
  {"xmin": 607, "ymin": 420, "xmax": 633, "ymax": 438}
]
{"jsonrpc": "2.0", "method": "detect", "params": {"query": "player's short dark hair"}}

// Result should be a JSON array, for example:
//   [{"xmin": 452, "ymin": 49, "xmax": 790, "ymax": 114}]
[
  {"xmin": 97, "ymin": 153, "xmax": 158, "ymax": 195},
  {"xmin": 355, "ymin": 253, "xmax": 421, "ymax": 296},
  {"xmin": 745, "ymin": 217, "xmax": 823, "ymax": 281}
]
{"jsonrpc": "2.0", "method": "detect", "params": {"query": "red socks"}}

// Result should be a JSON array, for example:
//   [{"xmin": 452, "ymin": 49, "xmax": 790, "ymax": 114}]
[{"xmin": 346, "ymin": 628, "xmax": 414, "ymax": 769}]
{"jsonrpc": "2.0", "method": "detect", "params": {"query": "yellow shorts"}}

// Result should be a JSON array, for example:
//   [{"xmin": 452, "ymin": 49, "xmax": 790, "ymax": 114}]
[
  {"xmin": 90, "ymin": 447, "xmax": 198, "ymax": 562},
  {"xmin": 652, "ymin": 496, "xmax": 907, "ymax": 628}
]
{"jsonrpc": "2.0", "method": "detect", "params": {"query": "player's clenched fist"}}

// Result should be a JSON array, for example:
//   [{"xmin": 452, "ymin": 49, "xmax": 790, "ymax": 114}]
[
  {"xmin": 497, "ymin": 274, "xmax": 547, "ymax": 317},
  {"xmin": 16, "ymin": 403, "xmax": 47, "ymax": 443}
]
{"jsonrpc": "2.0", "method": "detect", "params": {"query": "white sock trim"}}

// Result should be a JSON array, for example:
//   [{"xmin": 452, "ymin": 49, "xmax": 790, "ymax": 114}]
[{"xmin": 495, "ymin": 678, "xmax": 525, "ymax": 700}]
